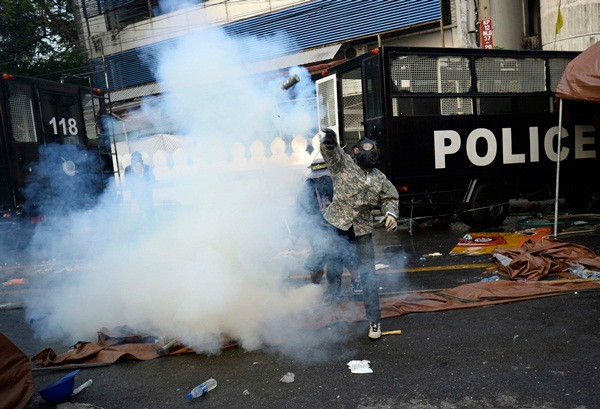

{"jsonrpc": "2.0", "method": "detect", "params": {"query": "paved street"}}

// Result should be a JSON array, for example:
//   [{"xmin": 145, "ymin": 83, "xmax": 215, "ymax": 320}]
[{"xmin": 1, "ymin": 213, "xmax": 599, "ymax": 409}]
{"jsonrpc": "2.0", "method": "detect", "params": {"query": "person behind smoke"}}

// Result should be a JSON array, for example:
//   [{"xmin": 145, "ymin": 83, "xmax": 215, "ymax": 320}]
[
  {"xmin": 319, "ymin": 128, "xmax": 399, "ymax": 341},
  {"xmin": 295, "ymin": 159, "xmax": 333, "ymax": 285},
  {"xmin": 296, "ymin": 159, "xmax": 362, "ymax": 293},
  {"xmin": 124, "ymin": 151, "xmax": 155, "ymax": 215}
]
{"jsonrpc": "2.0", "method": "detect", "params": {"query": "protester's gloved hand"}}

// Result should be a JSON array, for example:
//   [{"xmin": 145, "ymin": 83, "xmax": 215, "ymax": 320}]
[
  {"xmin": 320, "ymin": 128, "xmax": 338, "ymax": 150},
  {"xmin": 380, "ymin": 213, "xmax": 397, "ymax": 232}
]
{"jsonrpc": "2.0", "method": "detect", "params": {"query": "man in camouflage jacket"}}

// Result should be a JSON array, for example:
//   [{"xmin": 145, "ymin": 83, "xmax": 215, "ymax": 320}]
[{"xmin": 319, "ymin": 128, "xmax": 399, "ymax": 340}]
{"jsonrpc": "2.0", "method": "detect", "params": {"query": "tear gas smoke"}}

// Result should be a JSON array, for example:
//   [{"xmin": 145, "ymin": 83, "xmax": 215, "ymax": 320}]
[{"xmin": 22, "ymin": 3, "xmax": 361, "ymax": 360}]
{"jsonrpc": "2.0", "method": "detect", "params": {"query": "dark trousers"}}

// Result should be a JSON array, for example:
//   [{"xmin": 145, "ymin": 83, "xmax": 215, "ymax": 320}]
[{"xmin": 326, "ymin": 226, "xmax": 381, "ymax": 322}]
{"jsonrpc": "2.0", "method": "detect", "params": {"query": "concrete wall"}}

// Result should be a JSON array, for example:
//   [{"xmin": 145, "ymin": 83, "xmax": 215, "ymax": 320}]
[
  {"xmin": 490, "ymin": 0, "xmax": 524, "ymax": 49},
  {"xmin": 541, "ymin": 0, "xmax": 600, "ymax": 51}
]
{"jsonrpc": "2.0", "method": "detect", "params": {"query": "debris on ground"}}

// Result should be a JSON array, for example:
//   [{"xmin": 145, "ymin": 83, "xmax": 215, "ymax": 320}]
[
  {"xmin": 347, "ymin": 360, "xmax": 373, "ymax": 374},
  {"xmin": 155, "ymin": 337, "xmax": 180, "ymax": 356},
  {"xmin": 381, "ymin": 330, "xmax": 402, "ymax": 336},
  {"xmin": 375, "ymin": 264, "xmax": 389, "ymax": 270},
  {"xmin": 422, "ymin": 252, "xmax": 443, "ymax": 257},
  {"xmin": 492, "ymin": 237, "xmax": 600, "ymax": 280},
  {"xmin": 71, "ymin": 379, "xmax": 93, "ymax": 396},
  {"xmin": 279, "ymin": 372, "xmax": 295, "ymax": 383},
  {"xmin": 450, "ymin": 228, "xmax": 549, "ymax": 256},
  {"xmin": 243, "ymin": 389, "xmax": 250, "ymax": 395},
  {"xmin": 566, "ymin": 264, "xmax": 600, "ymax": 279}
]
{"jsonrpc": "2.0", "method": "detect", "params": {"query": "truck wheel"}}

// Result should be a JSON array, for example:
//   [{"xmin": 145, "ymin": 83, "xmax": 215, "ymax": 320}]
[{"xmin": 466, "ymin": 183, "xmax": 509, "ymax": 228}]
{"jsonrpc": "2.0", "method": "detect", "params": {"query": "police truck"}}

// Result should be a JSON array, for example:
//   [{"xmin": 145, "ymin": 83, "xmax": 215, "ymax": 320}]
[
  {"xmin": 0, "ymin": 74, "xmax": 111, "ymax": 218},
  {"xmin": 316, "ymin": 46, "xmax": 598, "ymax": 227}
]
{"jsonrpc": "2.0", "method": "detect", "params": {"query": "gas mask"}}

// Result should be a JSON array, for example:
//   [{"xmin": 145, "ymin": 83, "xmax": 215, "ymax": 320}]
[{"xmin": 355, "ymin": 138, "xmax": 379, "ymax": 169}]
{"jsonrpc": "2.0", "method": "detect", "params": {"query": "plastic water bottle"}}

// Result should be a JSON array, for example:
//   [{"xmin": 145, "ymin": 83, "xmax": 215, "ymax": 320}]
[
  {"xmin": 187, "ymin": 378, "xmax": 217, "ymax": 399},
  {"xmin": 480, "ymin": 275, "xmax": 501, "ymax": 282}
]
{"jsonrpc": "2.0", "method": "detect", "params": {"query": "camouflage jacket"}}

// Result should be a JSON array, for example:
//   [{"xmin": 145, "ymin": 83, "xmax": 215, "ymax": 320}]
[{"xmin": 320, "ymin": 144, "xmax": 399, "ymax": 236}]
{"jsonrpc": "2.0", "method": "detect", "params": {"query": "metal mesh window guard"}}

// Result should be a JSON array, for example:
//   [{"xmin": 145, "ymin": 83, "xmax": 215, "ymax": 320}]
[
  {"xmin": 440, "ymin": 98, "xmax": 473, "ymax": 115},
  {"xmin": 317, "ymin": 79, "xmax": 336, "ymax": 129},
  {"xmin": 393, "ymin": 97, "xmax": 473, "ymax": 116},
  {"xmin": 8, "ymin": 86, "xmax": 38, "ymax": 143},
  {"xmin": 475, "ymin": 57, "xmax": 546, "ymax": 93},
  {"xmin": 390, "ymin": 55, "xmax": 471, "ymax": 94},
  {"xmin": 548, "ymin": 58, "xmax": 571, "ymax": 92},
  {"xmin": 342, "ymin": 78, "xmax": 363, "ymax": 131}
]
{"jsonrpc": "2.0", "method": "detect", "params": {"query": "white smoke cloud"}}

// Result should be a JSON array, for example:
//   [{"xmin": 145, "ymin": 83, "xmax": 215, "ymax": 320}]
[{"xmin": 23, "ymin": 2, "xmax": 359, "ymax": 360}]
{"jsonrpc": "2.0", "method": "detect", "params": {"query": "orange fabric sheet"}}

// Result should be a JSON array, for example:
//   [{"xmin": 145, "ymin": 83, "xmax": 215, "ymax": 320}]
[{"xmin": 450, "ymin": 228, "xmax": 550, "ymax": 255}]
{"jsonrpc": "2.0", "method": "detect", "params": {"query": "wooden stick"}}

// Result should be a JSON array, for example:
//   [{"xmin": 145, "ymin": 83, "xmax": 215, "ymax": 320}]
[{"xmin": 31, "ymin": 362, "xmax": 113, "ymax": 372}]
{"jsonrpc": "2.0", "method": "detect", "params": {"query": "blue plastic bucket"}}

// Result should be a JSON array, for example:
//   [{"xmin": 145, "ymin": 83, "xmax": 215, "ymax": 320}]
[{"xmin": 38, "ymin": 369, "xmax": 80, "ymax": 404}]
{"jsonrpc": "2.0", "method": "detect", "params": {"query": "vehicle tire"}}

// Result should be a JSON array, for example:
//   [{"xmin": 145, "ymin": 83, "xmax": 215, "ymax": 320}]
[{"xmin": 466, "ymin": 183, "xmax": 509, "ymax": 228}]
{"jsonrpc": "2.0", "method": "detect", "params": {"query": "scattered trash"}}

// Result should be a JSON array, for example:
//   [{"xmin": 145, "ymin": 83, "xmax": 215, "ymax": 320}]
[
  {"xmin": 493, "ymin": 253, "xmax": 513, "ymax": 268},
  {"xmin": 155, "ymin": 338, "xmax": 179, "ymax": 356},
  {"xmin": 451, "ymin": 228, "xmax": 550, "ymax": 256},
  {"xmin": 252, "ymin": 362, "xmax": 259, "ymax": 365},
  {"xmin": 480, "ymin": 275, "xmax": 501, "ymax": 282},
  {"xmin": 419, "ymin": 257, "xmax": 426, "ymax": 261},
  {"xmin": 422, "ymin": 252, "xmax": 442, "ymax": 257},
  {"xmin": 187, "ymin": 378, "xmax": 217, "ymax": 399},
  {"xmin": 279, "ymin": 372, "xmax": 295, "ymax": 383},
  {"xmin": 347, "ymin": 360, "xmax": 373, "ymax": 374},
  {"xmin": 566, "ymin": 264, "xmax": 600, "ymax": 279},
  {"xmin": 38, "ymin": 370, "xmax": 80, "ymax": 404},
  {"xmin": 71, "ymin": 379, "xmax": 93, "ymax": 396},
  {"xmin": 513, "ymin": 335, "xmax": 519, "ymax": 342},
  {"xmin": 242, "ymin": 389, "xmax": 250, "ymax": 395},
  {"xmin": 381, "ymin": 330, "xmax": 402, "ymax": 336},
  {"xmin": 2, "ymin": 278, "xmax": 27, "ymax": 286},
  {"xmin": 375, "ymin": 264, "xmax": 389, "ymax": 270}
]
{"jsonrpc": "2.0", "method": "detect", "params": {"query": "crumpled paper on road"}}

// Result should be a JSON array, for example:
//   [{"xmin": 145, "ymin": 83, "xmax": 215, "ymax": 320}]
[{"xmin": 347, "ymin": 360, "xmax": 373, "ymax": 374}]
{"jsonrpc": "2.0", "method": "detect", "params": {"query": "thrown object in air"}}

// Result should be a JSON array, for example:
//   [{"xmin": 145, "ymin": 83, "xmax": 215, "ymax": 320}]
[
  {"xmin": 281, "ymin": 74, "xmax": 300, "ymax": 90},
  {"xmin": 38, "ymin": 370, "xmax": 80, "ymax": 404}
]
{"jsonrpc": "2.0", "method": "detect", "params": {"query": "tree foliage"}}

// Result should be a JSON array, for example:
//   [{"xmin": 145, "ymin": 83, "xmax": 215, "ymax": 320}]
[{"xmin": 0, "ymin": 0, "xmax": 88, "ymax": 78}]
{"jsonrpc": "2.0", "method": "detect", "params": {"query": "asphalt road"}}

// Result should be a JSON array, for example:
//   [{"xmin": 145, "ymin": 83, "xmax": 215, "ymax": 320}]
[{"xmin": 1, "ymin": 213, "xmax": 599, "ymax": 409}]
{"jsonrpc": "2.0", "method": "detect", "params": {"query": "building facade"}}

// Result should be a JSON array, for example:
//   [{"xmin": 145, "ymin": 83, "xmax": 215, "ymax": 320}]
[{"xmin": 73, "ymin": 0, "xmax": 598, "ymax": 116}]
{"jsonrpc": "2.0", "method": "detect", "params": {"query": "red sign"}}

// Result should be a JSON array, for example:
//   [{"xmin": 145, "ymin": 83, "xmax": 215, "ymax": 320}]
[{"xmin": 479, "ymin": 18, "xmax": 494, "ymax": 49}]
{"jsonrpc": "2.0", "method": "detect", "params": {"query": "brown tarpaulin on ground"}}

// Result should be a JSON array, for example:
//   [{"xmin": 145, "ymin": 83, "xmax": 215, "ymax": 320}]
[
  {"xmin": 492, "ymin": 237, "xmax": 600, "ymax": 280},
  {"xmin": 34, "ymin": 280, "xmax": 600, "ymax": 368},
  {"xmin": 310, "ymin": 279, "xmax": 600, "ymax": 326},
  {"xmin": 555, "ymin": 41, "xmax": 600, "ymax": 103},
  {"xmin": 0, "ymin": 333, "xmax": 34, "ymax": 409},
  {"xmin": 32, "ymin": 328, "xmax": 198, "ymax": 368}
]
